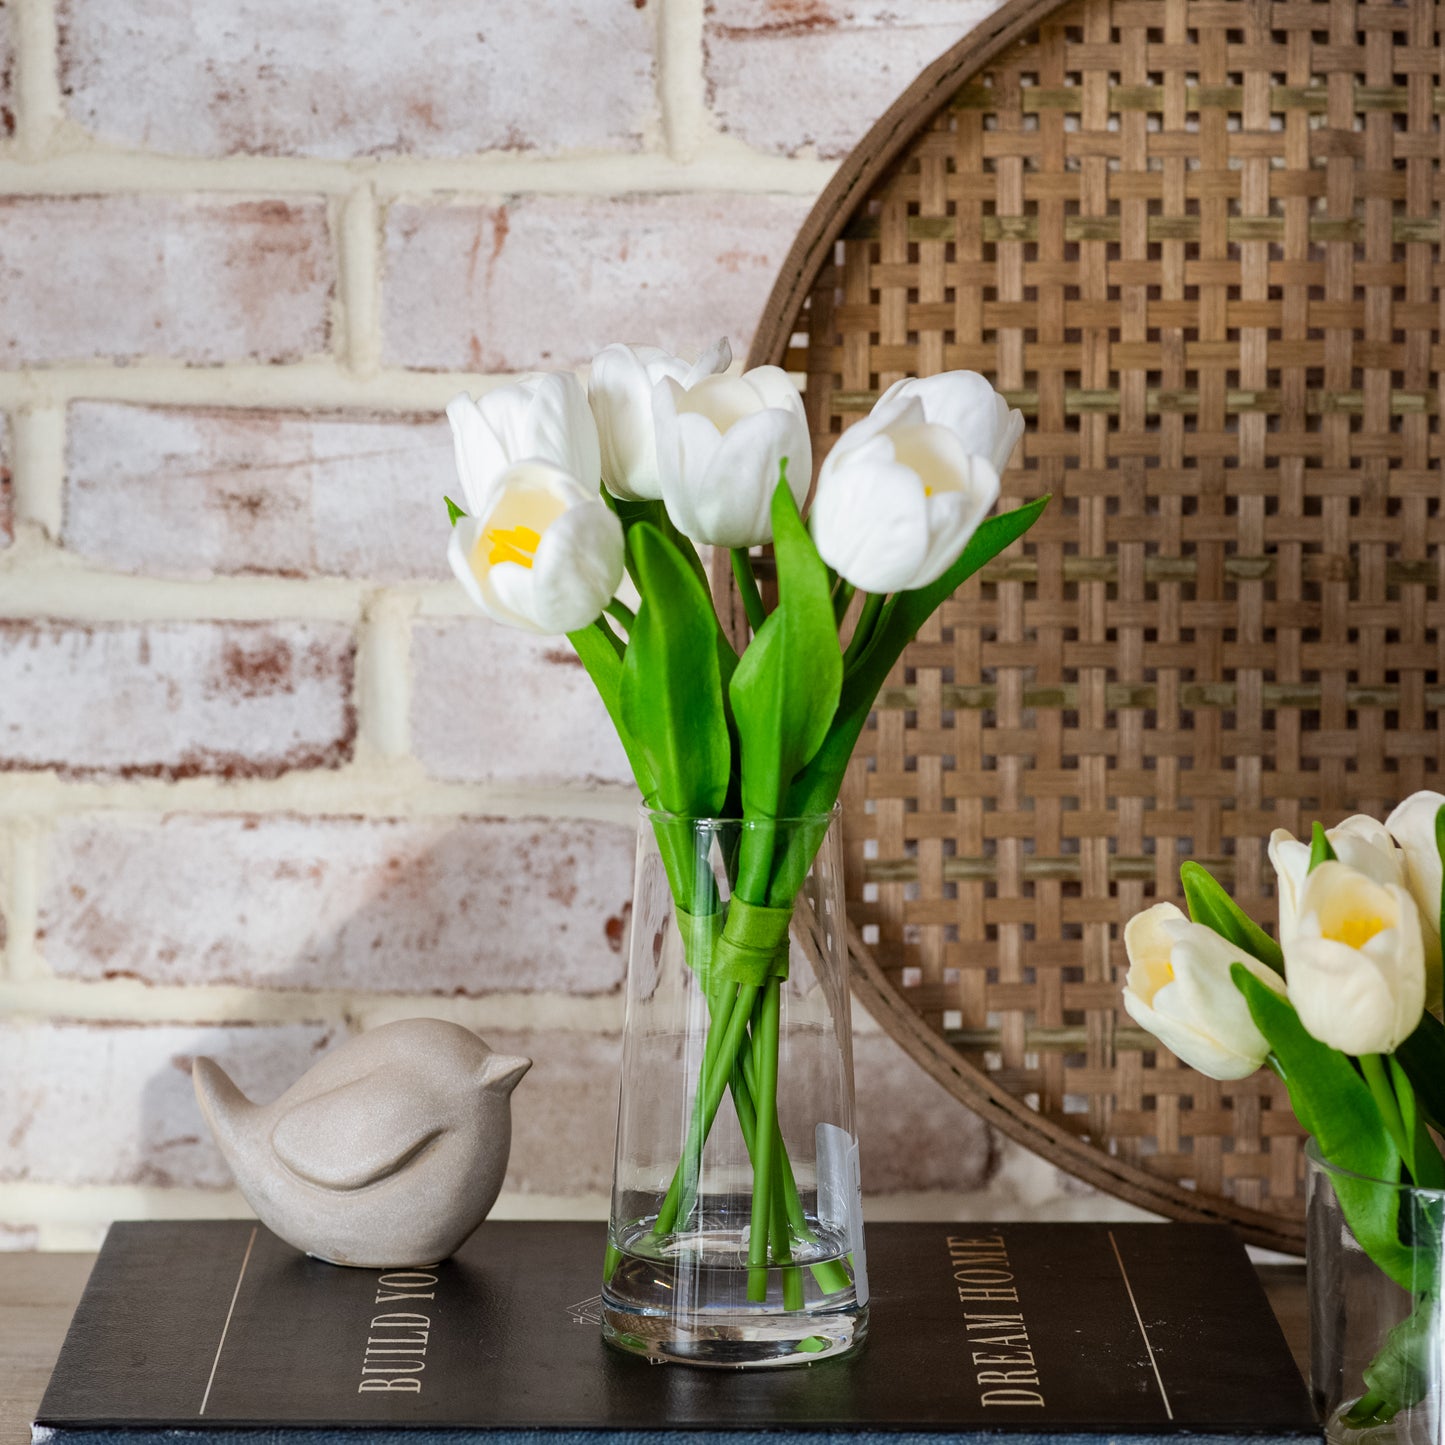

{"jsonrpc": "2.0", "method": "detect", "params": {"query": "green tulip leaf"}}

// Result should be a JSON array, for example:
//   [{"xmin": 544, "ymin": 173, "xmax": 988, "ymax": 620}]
[
  {"xmin": 1308, "ymin": 820, "xmax": 1337, "ymax": 872},
  {"xmin": 1181, "ymin": 861, "xmax": 1285, "ymax": 975},
  {"xmin": 1233, "ymin": 966, "xmax": 1420, "ymax": 1291},
  {"xmin": 1389, "ymin": 1055, "xmax": 1445, "ymax": 1190},
  {"xmin": 619, "ymin": 524, "xmax": 732, "ymax": 818},
  {"xmin": 1395, "ymin": 1010, "xmax": 1445, "ymax": 1134},
  {"xmin": 1435, "ymin": 802, "xmax": 1445, "ymax": 963},
  {"xmin": 786, "ymin": 496, "xmax": 1050, "ymax": 819},
  {"xmin": 1361, "ymin": 1295, "xmax": 1440, "ymax": 1419},
  {"xmin": 444, "ymin": 495, "xmax": 468, "ymax": 526},
  {"xmin": 729, "ymin": 481, "xmax": 842, "ymax": 823},
  {"xmin": 568, "ymin": 619, "xmax": 655, "ymax": 800}
]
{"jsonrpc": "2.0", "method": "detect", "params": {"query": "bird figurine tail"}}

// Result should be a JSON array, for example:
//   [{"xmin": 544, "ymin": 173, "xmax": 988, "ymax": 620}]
[
  {"xmin": 193, "ymin": 1056, "xmax": 255, "ymax": 1145},
  {"xmin": 480, "ymin": 1053, "xmax": 532, "ymax": 1094}
]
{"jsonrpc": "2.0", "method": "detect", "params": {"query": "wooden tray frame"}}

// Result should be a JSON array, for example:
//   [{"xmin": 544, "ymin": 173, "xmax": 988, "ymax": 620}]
[{"xmin": 722, "ymin": 0, "xmax": 1445, "ymax": 1253}]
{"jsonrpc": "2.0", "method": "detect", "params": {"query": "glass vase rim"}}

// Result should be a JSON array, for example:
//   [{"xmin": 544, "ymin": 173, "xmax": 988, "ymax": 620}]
[
  {"xmin": 638, "ymin": 801, "xmax": 843, "ymax": 827},
  {"xmin": 1305, "ymin": 1136, "xmax": 1445, "ymax": 1198}
]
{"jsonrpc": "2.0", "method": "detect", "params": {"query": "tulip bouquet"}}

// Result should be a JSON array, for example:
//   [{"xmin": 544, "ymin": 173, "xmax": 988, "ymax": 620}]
[
  {"xmin": 442, "ymin": 339, "xmax": 1045, "ymax": 1303},
  {"xmin": 1123, "ymin": 797, "xmax": 1445, "ymax": 1428}
]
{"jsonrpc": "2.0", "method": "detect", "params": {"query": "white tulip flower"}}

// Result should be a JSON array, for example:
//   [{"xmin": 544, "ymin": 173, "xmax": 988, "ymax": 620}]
[
  {"xmin": 1121, "ymin": 902, "xmax": 1285, "ymax": 1081},
  {"xmin": 1386, "ymin": 791, "xmax": 1445, "ymax": 1009},
  {"xmin": 651, "ymin": 365, "xmax": 811, "ymax": 548},
  {"xmin": 875, "ymin": 372, "xmax": 1025, "ymax": 475},
  {"xmin": 1268, "ymin": 816, "xmax": 1406, "ymax": 945},
  {"xmin": 588, "ymin": 339, "xmax": 731, "ymax": 503},
  {"xmin": 809, "ymin": 393, "xmax": 1000, "ymax": 594},
  {"xmin": 447, "ymin": 372, "xmax": 601, "ymax": 516},
  {"xmin": 447, "ymin": 459, "xmax": 624, "ymax": 636},
  {"xmin": 1286, "ymin": 861, "xmax": 1426, "ymax": 1055}
]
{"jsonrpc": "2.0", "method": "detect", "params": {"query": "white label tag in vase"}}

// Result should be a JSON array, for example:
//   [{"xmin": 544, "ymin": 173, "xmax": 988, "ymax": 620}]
[{"xmin": 815, "ymin": 1122, "xmax": 869, "ymax": 1307}]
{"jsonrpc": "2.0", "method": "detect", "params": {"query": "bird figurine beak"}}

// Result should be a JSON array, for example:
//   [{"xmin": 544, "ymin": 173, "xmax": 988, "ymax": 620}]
[{"xmin": 479, "ymin": 1053, "xmax": 532, "ymax": 1095}]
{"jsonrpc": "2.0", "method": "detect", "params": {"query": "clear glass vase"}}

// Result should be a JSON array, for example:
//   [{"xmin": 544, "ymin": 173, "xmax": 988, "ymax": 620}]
[
  {"xmin": 1307, "ymin": 1141, "xmax": 1445, "ymax": 1443},
  {"xmin": 602, "ymin": 804, "xmax": 868, "ymax": 1368}
]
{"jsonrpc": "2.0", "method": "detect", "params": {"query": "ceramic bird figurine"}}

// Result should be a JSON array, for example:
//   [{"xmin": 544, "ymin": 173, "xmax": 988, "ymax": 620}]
[{"xmin": 193, "ymin": 1018, "xmax": 531, "ymax": 1268}]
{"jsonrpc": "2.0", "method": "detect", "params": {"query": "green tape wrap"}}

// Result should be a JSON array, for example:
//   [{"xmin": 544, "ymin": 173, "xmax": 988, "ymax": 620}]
[
  {"xmin": 675, "ymin": 906, "xmax": 723, "ymax": 975},
  {"xmin": 714, "ymin": 897, "xmax": 793, "ymax": 987}
]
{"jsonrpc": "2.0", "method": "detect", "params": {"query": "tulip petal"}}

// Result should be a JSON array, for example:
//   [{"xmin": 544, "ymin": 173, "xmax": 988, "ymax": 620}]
[
  {"xmin": 1123, "ymin": 985, "xmax": 1266, "ymax": 1081},
  {"xmin": 682, "ymin": 336, "xmax": 733, "ymax": 389},
  {"xmin": 677, "ymin": 405, "xmax": 809, "ymax": 548},
  {"xmin": 880, "ymin": 373, "xmax": 1005, "ymax": 458},
  {"xmin": 1290, "ymin": 864, "xmax": 1427, "ymax": 1053},
  {"xmin": 911, "ymin": 454, "xmax": 1000, "ymax": 587},
  {"xmin": 810, "ymin": 444, "xmax": 931, "ymax": 594},
  {"xmin": 523, "ymin": 372, "xmax": 602, "ymax": 491},
  {"xmin": 743, "ymin": 364, "xmax": 808, "ymax": 422},
  {"xmin": 590, "ymin": 343, "xmax": 664, "ymax": 501},
  {"xmin": 1122, "ymin": 901, "xmax": 1187, "ymax": 1000},
  {"xmin": 528, "ymin": 499, "xmax": 626, "ymax": 634},
  {"xmin": 448, "ymin": 518, "xmax": 542, "ymax": 633},
  {"xmin": 446, "ymin": 394, "xmax": 507, "ymax": 517}
]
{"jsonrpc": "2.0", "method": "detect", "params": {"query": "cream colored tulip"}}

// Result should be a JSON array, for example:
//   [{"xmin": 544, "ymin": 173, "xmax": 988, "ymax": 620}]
[
  {"xmin": 651, "ymin": 365, "xmax": 811, "ymax": 547},
  {"xmin": 446, "ymin": 372, "xmax": 601, "ymax": 517},
  {"xmin": 447, "ymin": 459, "xmax": 624, "ymax": 635},
  {"xmin": 808, "ymin": 394, "xmax": 1000, "ymax": 594},
  {"xmin": 875, "ymin": 371, "xmax": 1025, "ymax": 475},
  {"xmin": 1386, "ymin": 790, "xmax": 1445, "ymax": 1010},
  {"xmin": 588, "ymin": 339, "xmax": 731, "ymax": 503},
  {"xmin": 1268, "ymin": 816, "xmax": 1405, "ymax": 944},
  {"xmin": 1121, "ymin": 902, "xmax": 1285, "ymax": 1081},
  {"xmin": 1286, "ymin": 861, "xmax": 1426, "ymax": 1055}
]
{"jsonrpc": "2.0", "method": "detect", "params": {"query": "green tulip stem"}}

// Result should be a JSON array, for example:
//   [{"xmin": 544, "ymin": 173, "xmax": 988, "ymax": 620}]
[
  {"xmin": 842, "ymin": 592, "xmax": 885, "ymax": 672},
  {"xmin": 832, "ymin": 579, "xmax": 856, "ymax": 627},
  {"xmin": 1361, "ymin": 1053, "xmax": 1410, "ymax": 1164},
  {"xmin": 747, "ymin": 976, "xmax": 783, "ymax": 1301},
  {"xmin": 731, "ymin": 549, "xmax": 767, "ymax": 636},
  {"xmin": 605, "ymin": 598, "xmax": 636, "ymax": 632},
  {"xmin": 654, "ymin": 982, "xmax": 759, "ymax": 1237}
]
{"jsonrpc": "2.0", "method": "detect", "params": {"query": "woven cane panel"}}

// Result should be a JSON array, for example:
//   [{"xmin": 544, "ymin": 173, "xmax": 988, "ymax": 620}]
[{"xmin": 766, "ymin": 0, "xmax": 1445, "ymax": 1242}]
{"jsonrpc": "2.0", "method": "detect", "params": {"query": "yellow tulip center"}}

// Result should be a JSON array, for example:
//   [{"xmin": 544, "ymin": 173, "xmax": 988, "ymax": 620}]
[
  {"xmin": 1327, "ymin": 914, "xmax": 1388, "ymax": 951},
  {"xmin": 485, "ymin": 524, "xmax": 542, "ymax": 569}
]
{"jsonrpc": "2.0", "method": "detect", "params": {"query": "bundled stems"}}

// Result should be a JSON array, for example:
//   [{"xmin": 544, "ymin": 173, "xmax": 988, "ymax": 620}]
[{"xmin": 747, "ymin": 978, "xmax": 783, "ymax": 1300}]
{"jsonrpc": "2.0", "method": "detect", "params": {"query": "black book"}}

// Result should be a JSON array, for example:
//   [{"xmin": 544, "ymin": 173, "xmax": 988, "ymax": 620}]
[{"xmin": 35, "ymin": 1219, "xmax": 1317, "ymax": 1444}]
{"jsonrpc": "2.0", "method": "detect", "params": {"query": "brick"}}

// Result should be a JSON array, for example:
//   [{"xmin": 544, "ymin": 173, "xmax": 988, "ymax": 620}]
[
  {"xmin": 0, "ymin": 622, "xmax": 355, "ymax": 778},
  {"xmin": 488, "ymin": 1029, "xmax": 621, "ymax": 1196},
  {"xmin": 706, "ymin": 1, "xmax": 996, "ymax": 158},
  {"xmin": 383, "ymin": 194, "xmax": 813, "ymax": 372},
  {"xmin": 411, "ymin": 621, "xmax": 632, "ymax": 787},
  {"xmin": 40, "ymin": 814, "xmax": 634, "ymax": 995},
  {"xmin": 0, "ymin": 1223, "xmax": 40, "ymax": 1250},
  {"xmin": 0, "ymin": 1019, "xmax": 341, "ymax": 1187},
  {"xmin": 0, "ymin": 197, "xmax": 332, "ymax": 367},
  {"xmin": 0, "ymin": 2, "xmax": 13, "ymax": 139},
  {"xmin": 59, "ymin": 0, "xmax": 655, "ymax": 159},
  {"xmin": 852, "ymin": 1032, "xmax": 995, "ymax": 1192},
  {"xmin": 65, "ymin": 404, "xmax": 452, "ymax": 581}
]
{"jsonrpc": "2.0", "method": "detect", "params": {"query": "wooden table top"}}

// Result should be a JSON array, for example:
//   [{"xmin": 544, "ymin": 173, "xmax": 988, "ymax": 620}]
[{"xmin": 0, "ymin": 1252, "xmax": 1309, "ymax": 1445}]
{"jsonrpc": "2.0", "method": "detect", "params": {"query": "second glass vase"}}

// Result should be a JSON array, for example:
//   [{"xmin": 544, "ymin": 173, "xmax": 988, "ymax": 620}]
[
  {"xmin": 1308, "ymin": 1141, "xmax": 1445, "ymax": 1443},
  {"xmin": 601, "ymin": 805, "xmax": 868, "ymax": 1367}
]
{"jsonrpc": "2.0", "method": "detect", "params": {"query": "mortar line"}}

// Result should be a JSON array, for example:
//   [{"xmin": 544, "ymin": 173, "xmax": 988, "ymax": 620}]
[
  {"xmin": 12, "ymin": 0, "xmax": 63, "ymax": 160},
  {"xmin": 657, "ymin": 0, "xmax": 710, "ymax": 164},
  {"xmin": 0, "ymin": 147, "xmax": 833, "ymax": 198},
  {"xmin": 9, "ymin": 403, "xmax": 65, "ymax": 539},
  {"xmin": 338, "ymin": 184, "xmax": 383, "ymax": 377}
]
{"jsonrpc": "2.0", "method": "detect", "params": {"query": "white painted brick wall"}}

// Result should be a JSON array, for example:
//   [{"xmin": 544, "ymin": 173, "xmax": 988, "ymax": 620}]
[
  {"xmin": 0, "ymin": 0, "xmax": 1133, "ymax": 1249},
  {"xmin": 381, "ymin": 194, "xmax": 814, "ymax": 372},
  {"xmin": 40, "ymin": 815, "xmax": 634, "ymax": 994},
  {"xmin": 0, "ymin": 197, "xmax": 334, "ymax": 366},
  {"xmin": 65, "ymin": 405, "xmax": 452, "ymax": 580}
]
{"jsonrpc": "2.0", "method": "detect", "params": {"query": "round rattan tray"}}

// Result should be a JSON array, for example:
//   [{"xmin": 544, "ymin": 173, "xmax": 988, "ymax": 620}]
[{"xmin": 724, "ymin": 0, "xmax": 1445, "ymax": 1253}]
